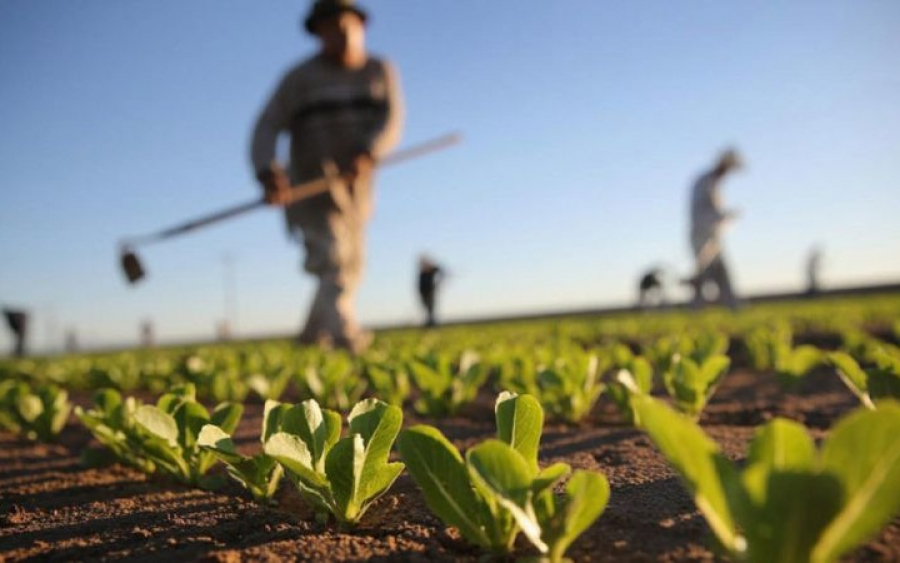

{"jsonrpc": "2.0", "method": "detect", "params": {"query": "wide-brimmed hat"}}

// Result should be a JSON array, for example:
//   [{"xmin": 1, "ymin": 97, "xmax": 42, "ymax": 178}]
[{"xmin": 303, "ymin": 0, "xmax": 368, "ymax": 34}]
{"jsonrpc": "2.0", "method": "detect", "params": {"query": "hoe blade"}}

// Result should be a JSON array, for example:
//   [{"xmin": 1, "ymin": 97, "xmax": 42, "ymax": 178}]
[{"xmin": 120, "ymin": 249, "xmax": 145, "ymax": 284}]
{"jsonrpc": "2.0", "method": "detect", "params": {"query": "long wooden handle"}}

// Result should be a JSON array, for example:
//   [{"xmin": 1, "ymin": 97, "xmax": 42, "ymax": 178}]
[{"xmin": 123, "ymin": 133, "xmax": 462, "ymax": 247}]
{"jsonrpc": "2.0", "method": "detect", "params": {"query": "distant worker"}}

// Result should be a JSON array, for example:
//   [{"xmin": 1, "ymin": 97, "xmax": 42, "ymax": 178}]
[
  {"xmin": 250, "ymin": 0, "xmax": 403, "ymax": 353},
  {"xmin": 637, "ymin": 267, "xmax": 666, "ymax": 309},
  {"xmin": 3, "ymin": 308, "xmax": 29, "ymax": 357},
  {"xmin": 418, "ymin": 256, "xmax": 444, "ymax": 327},
  {"xmin": 687, "ymin": 149, "xmax": 743, "ymax": 309},
  {"xmin": 806, "ymin": 246, "xmax": 823, "ymax": 296}
]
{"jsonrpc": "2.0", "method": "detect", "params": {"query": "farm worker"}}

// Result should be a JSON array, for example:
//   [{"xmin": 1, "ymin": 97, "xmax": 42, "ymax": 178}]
[
  {"xmin": 687, "ymin": 149, "xmax": 742, "ymax": 309},
  {"xmin": 250, "ymin": 0, "xmax": 404, "ymax": 353},
  {"xmin": 417, "ymin": 255, "xmax": 443, "ymax": 327},
  {"xmin": 3, "ymin": 308, "xmax": 29, "ymax": 357}
]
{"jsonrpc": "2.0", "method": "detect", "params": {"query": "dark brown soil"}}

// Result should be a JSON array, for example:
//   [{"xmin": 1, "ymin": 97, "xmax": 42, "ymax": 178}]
[{"xmin": 1, "ymin": 369, "xmax": 899, "ymax": 562}]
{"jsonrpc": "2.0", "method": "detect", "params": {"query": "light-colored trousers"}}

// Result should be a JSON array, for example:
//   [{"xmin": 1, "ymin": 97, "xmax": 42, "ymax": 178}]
[{"xmin": 287, "ymin": 178, "xmax": 372, "ymax": 346}]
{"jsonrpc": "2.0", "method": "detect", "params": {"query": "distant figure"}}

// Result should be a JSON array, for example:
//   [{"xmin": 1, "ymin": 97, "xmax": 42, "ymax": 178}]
[
  {"xmin": 418, "ymin": 256, "xmax": 444, "ymax": 327},
  {"xmin": 638, "ymin": 267, "xmax": 666, "ymax": 309},
  {"xmin": 65, "ymin": 329, "xmax": 79, "ymax": 354},
  {"xmin": 687, "ymin": 149, "xmax": 743, "ymax": 309},
  {"xmin": 250, "ymin": 0, "xmax": 403, "ymax": 353},
  {"xmin": 806, "ymin": 246, "xmax": 823, "ymax": 296},
  {"xmin": 3, "ymin": 309, "xmax": 29, "ymax": 357},
  {"xmin": 140, "ymin": 320, "xmax": 155, "ymax": 348}
]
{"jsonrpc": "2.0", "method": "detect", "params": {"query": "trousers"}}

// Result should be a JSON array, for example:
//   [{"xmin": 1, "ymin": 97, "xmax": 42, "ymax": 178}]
[{"xmin": 287, "ymin": 177, "xmax": 372, "ymax": 349}]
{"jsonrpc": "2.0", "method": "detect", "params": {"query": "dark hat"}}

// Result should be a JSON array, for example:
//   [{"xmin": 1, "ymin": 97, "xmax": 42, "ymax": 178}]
[{"xmin": 303, "ymin": 0, "xmax": 368, "ymax": 34}]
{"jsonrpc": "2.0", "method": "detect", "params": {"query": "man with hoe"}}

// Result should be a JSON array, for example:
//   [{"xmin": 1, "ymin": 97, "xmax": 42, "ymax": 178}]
[
  {"xmin": 687, "ymin": 149, "xmax": 743, "ymax": 309},
  {"xmin": 250, "ymin": 0, "xmax": 403, "ymax": 353}
]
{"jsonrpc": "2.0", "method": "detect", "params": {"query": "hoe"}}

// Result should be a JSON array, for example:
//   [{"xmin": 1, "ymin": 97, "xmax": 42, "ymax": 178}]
[{"xmin": 119, "ymin": 133, "xmax": 460, "ymax": 285}]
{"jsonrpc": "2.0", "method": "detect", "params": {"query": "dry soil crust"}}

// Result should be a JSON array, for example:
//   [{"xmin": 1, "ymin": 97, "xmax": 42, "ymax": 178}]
[{"xmin": 1, "ymin": 369, "xmax": 898, "ymax": 562}]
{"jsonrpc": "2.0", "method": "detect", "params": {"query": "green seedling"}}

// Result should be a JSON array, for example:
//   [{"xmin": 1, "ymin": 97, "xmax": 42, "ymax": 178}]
[
  {"xmin": 131, "ymin": 384, "xmax": 243, "ymax": 487},
  {"xmin": 198, "ymin": 399, "xmax": 290, "ymax": 502},
  {"xmin": 634, "ymin": 395, "xmax": 900, "ymax": 563},
  {"xmin": 535, "ymin": 350, "xmax": 607, "ymax": 423},
  {"xmin": 828, "ymin": 350, "xmax": 900, "ymax": 409},
  {"xmin": 662, "ymin": 353, "xmax": 730, "ymax": 419},
  {"xmin": 0, "ymin": 381, "xmax": 71, "ymax": 442},
  {"xmin": 409, "ymin": 350, "xmax": 487, "ymax": 416},
  {"xmin": 76, "ymin": 388, "xmax": 155, "ymax": 472},
  {"xmin": 398, "ymin": 392, "xmax": 609, "ymax": 561},
  {"xmin": 607, "ymin": 348, "xmax": 654, "ymax": 425},
  {"xmin": 264, "ymin": 398, "xmax": 404, "ymax": 526}
]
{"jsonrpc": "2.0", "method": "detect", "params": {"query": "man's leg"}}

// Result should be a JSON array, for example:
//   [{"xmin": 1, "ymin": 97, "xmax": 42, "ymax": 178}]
[{"xmin": 709, "ymin": 255, "xmax": 738, "ymax": 309}]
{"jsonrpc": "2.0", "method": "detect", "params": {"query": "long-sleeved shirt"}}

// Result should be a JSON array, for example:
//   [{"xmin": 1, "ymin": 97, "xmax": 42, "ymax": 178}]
[{"xmin": 250, "ymin": 53, "xmax": 404, "ymax": 186}]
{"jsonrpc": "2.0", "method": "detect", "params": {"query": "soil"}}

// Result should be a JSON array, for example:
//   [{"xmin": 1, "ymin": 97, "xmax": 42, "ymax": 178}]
[{"xmin": 1, "ymin": 368, "xmax": 899, "ymax": 562}]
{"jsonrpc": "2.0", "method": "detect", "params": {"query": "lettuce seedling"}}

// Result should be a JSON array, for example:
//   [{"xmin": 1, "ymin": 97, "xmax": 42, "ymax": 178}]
[
  {"xmin": 409, "ymin": 350, "xmax": 487, "ymax": 416},
  {"xmin": 398, "ymin": 392, "xmax": 609, "ymax": 561},
  {"xmin": 264, "ymin": 398, "xmax": 404, "ymax": 526},
  {"xmin": 534, "ymin": 350, "xmax": 607, "ymax": 423},
  {"xmin": 197, "ymin": 399, "xmax": 289, "ymax": 502},
  {"xmin": 0, "ymin": 381, "xmax": 71, "ymax": 442},
  {"xmin": 634, "ymin": 395, "xmax": 900, "ymax": 563},
  {"xmin": 75, "ymin": 388, "xmax": 156, "ymax": 472},
  {"xmin": 828, "ymin": 350, "xmax": 900, "ymax": 410},
  {"xmin": 132, "ymin": 384, "xmax": 244, "ymax": 487},
  {"xmin": 662, "ymin": 353, "xmax": 730, "ymax": 419},
  {"xmin": 607, "ymin": 351, "xmax": 654, "ymax": 425}
]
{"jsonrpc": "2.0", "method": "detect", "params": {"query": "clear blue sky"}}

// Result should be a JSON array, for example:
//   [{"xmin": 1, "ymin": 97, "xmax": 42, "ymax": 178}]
[{"xmin": 1, "ymin": 1, "xmax": 899, "ymax": 352}]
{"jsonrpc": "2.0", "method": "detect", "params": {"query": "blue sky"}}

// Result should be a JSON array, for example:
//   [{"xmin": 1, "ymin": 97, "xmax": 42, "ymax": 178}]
[{"xmin": 1, "ymin": 1, "xmax": 898, "ymax": 352}]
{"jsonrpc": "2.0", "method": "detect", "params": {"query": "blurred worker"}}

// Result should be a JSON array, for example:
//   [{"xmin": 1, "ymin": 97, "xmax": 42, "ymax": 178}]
[
  {"xmin": 687, "ymin": 149, "xmax": 742, "ymax": 309},
  {"xmin": 806, "ymin": 246, "xmax": 823, "ymax": 296},
  {"xmin": 3, "ymin": 308, "xmax": 29, "ymax": 357},
  {"xmin": 250, "ymin": 0, "xmax": 403, "ymax": 353},
  {"xmin": 637, "ymin": 267, "xmax": 666, "ymax": 309},
  {"xmin": 418, "ymin": 256, "xmax": 444, "ymax": 327}
]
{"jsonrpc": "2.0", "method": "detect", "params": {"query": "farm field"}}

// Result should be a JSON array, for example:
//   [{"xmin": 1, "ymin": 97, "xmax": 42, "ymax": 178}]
[{"xmin": 2, "ymin": 294, "xmax": 900, "ymax": 562}]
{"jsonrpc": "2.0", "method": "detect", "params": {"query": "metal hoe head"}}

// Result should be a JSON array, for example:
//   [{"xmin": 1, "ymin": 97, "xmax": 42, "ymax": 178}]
[{"xmin": 120, "ymin": 246, "xmax": 146, "ymax": 284}]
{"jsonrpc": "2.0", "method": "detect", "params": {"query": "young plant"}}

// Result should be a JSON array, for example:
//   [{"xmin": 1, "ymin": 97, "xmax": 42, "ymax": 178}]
[
  {"xmin": 662, "ymin": 353, "xmax": 730, "ymax": 419},
  {"xmin": 300, "ymin": 352, "xmax": 369, "ymax": 411},
  {"xmin": 408, "ymin": 350, "xmax": 487, "ymax": 416},
  {"xmin": 534, "ymin": 349, "xmax": 607, "ymax": 423},
  {"xmin": 197, "ymin": 400, "xmax": 288, "ymax": 503},
  {"xmin": 131, "ymin": 384, "xmax": 244, "ymax": 487},
  {"xmin": 0, "ymin": 381, "xmax": 71, "ymax": 442},
  {"xmin": 77, "ymin": 388, "xmax": 150, "ymax": 471},
  {"xmin": 828, "ymin": 350, "xmax": 900, "ymax": 409},
  {"xmin": 363, "ymin": 361, "xmax": 411, "ymax": 407},
  {"xmin": 607, "ymin": 347, "xmax": 654, "ymax": 425},
  {"xmin": 398, "ymin": 392, "xmax": 609, "ymax": 561},
  {"xmin": 634, "ymin": 395, "xmax": 900, "ymax": 563},
  {"xmin": 264, "ymin": 398, "xmax": 404, "ymax": 526}
]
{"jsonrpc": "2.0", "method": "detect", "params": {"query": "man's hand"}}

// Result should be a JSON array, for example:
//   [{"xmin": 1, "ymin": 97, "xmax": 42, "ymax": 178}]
[
  {"xmin": 256, "ymin": 165, "xmax": 292, "ymax": 206},
  {"xmin": 350, "ymin": 152, "xmax": 375, "ymax": 181}
]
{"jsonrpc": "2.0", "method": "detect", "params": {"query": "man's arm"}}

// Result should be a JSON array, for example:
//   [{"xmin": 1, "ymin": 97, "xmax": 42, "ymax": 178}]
[
  {"xmin": 366, "ymin": 60, "xmax": 405, "ymax": 161},
  {"xmin": 250, "ymin": 72, "xmax": 294, "ymax": 204}
]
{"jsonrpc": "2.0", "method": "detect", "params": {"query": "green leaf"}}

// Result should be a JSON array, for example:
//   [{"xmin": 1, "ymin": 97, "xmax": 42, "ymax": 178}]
[
  {"xmin": 633, "ymin": 395, "xmax": 741, "ymax": 552},
  {"xmin": 397, "ymin": 426, "xmax": 490, "ymax": 547},
  {"xmin": 264, "ymin": 431, "xmax": 328, "ymax": 488},
  {"xmin": 813, "ymin": 401, "xmax": 900, "ymax": 563},
  {"xmin": 495, "ymin": 392, "xmax": 543, "ymax": 474},
  {"xmin": 197, "ymin": 424, "xmax": 244, "ymax": 465},
  {"xmin": 211, "ymin": 402, "xmax": 243, "ymax": 435},
  {"xmin": 325, "ymin": 433, "xmax": 366, "ymax": 523},
  {"xmin": 543, "ymin": 470, "xmax": 611, "ymax": 563},
  {"xmin": 828, "ymin": 352, "xmax": 874, "ymax": 409},
  {"xmin": 467, "ymin": 439, "xmax": 543, "ymax": 552},
  {"xmin": 17, "ymin": 394, "xmax": 43, "ymax": 423},
  {"xmin": 347, "ymin": 399, "xmax": 404, "ymax": 503},
  {"xmin": 746, "ymin": 419, "xmax": 816, "ymax": 471},
  {"xmin": 738, "ymin": 468, "xmax": 842, "ymax": 563},
  {"xmin": 135, "ymin": 405, "xmax": 179, "ymax": 447}
]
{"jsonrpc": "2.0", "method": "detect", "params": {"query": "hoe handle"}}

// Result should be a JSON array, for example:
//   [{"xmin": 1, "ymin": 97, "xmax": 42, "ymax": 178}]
[{"xmin": 131, "ymin": 133, "xmax": 461, "ymax": 246}]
